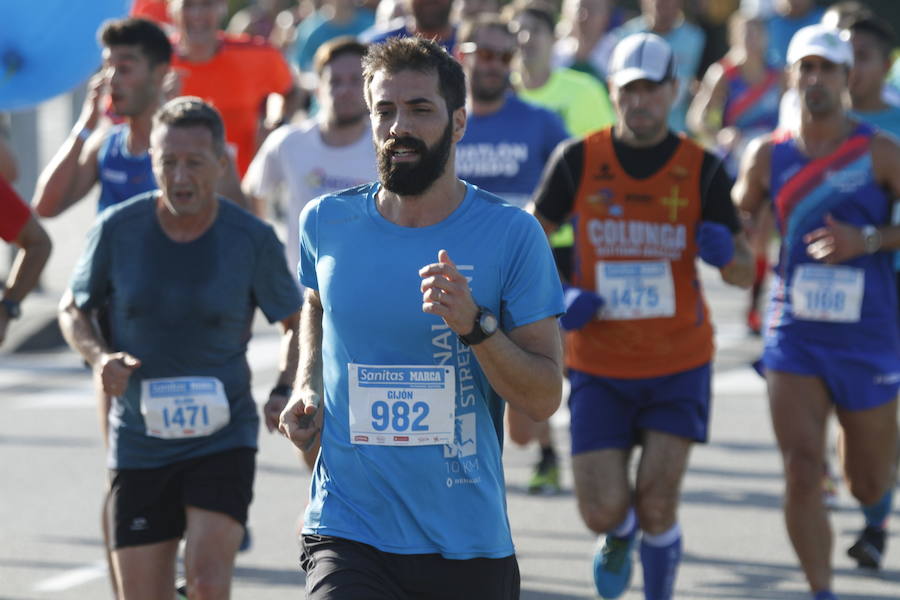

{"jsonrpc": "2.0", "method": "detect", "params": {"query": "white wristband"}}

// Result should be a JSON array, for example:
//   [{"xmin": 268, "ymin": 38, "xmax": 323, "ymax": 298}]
[{"xmin": 77, "ymin": 126, "xmax": 92, "ymax": 142}]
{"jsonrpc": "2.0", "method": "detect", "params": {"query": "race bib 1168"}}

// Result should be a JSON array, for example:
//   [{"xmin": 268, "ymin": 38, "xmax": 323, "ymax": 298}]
[{"xmin": 790, "ymin": 264, "xmax": 864, "ymax": 323}]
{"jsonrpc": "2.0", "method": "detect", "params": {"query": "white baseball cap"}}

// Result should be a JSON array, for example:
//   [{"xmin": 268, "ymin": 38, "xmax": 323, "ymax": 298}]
[
  {"xmin": 786, "ymin": 24, "xmax": 854, "ymax": 68},
  {"xmin": 607, "ymin": 33, "xmax": 677, "ymax": 88}
]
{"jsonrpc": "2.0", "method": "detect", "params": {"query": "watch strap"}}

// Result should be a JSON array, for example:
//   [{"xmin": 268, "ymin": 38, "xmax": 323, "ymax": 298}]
[
  {"xmin": 459, "ymin": 307, "xmax": 494, "ymax": 346},
  {"xmin": 1, "ymin": 298, "xmax": 20, "ymax": 319},
  {"xmin": 270, "ymin": 383, "xmax": 293, "ymax": 397}
]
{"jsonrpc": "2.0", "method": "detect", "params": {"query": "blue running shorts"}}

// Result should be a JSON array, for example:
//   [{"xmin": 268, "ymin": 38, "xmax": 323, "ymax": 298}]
[
  {"xmin": 763, "ymin": 335, "xmax": 900, "ymax": 411},
  {"xmin": 568, "ymin": 363, "xmax": 711, "ymax": 455}
]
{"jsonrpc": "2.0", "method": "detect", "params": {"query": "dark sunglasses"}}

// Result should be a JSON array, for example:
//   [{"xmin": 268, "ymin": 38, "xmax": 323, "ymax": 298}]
[{"xmin": 458, "ymin": 42, "xmax": 515, "ymax": 65}]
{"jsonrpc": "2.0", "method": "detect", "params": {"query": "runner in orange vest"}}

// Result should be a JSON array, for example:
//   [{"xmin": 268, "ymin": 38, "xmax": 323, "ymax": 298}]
[{"xmin": 531, "ymin": 33, "xmax": 753, "ymax": 600}]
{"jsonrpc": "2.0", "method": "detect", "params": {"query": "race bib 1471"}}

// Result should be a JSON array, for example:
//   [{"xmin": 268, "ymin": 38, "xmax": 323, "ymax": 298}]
[{"xmin": 140, "ymin": 377, "xmax": 230, "ymax": 439}]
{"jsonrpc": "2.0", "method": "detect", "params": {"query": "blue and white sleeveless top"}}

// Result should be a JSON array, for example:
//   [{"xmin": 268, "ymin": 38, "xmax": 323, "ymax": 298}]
[
  {"xmin": 97, "ymin": 124, "xmax": 156, "ymax": 212},
  {"xmin": 766, "ymin": 123, "xmax": 899, "ymax": 353}
]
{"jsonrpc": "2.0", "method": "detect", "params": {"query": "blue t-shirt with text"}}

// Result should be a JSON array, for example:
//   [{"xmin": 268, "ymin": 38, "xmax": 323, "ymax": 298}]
[
  {"xmin": 298, "ymin": 182, "xmax": 564, "ymax": 558},
  {"xmin": 456, "ymin": 95, "xmax": 569, "ymax": 208}
]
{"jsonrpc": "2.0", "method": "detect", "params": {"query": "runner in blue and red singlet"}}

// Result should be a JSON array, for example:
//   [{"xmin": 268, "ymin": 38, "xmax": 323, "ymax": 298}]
[{"xmin": 735, "ymin": 24, "xmax": 900, "ymax": 600}]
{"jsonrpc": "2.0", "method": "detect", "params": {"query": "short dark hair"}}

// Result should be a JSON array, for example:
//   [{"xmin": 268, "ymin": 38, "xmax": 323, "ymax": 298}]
[
  {"xmin": 99, "ymin": 17, "xmax": 172, "ymax": 67},
  {"xmin": 362, "ymin": 37, "xmax": 466, "ymax": 115},
  {"xmin": 153, "ymin": 97, "xmax": 226, "ymax": 155},
  {"xmin": 457, "ymin": 14, "xmax": 513, "ymax": 46},
  {"xmin": 848, "ymin": 15, "xmax": 897, "ymax": 60},
  {"xmin": 824, "ymin": 1, "xmax": 872, "ymax": 29},
  {"xmin": 508, "ymin": 0, "xmax": 557, "ymax": 35},
  {"xmin": 313, "ymin": 36, "xmax": 369, "ymax": 76}
]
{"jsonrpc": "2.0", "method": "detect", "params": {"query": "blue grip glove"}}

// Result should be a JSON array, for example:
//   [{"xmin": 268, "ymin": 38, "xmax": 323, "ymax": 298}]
[
  {"xmin": 559, "ymin": 285, "xmax": 605, "ymax": 331},
  {"xmin": 697, "ymin": 221, "xmax": 735, "ymax": 267}
]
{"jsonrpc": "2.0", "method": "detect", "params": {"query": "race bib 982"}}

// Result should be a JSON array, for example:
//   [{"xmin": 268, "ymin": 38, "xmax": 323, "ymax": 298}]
[{"xmin": 348, "ymin": 364, "xmax": 455, "ymax": 446}]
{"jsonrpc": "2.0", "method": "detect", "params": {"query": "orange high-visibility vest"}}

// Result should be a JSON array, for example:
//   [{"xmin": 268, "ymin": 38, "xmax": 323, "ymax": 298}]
[{"xmin": 567, "ymin": 127, "xmax": 713, "ymax": 379}]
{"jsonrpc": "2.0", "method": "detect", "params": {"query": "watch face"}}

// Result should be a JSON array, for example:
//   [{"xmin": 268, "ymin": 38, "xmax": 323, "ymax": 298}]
[
  {"xmin": 862, "ymin": 227, "xmax": 880, "ymax": 254},
  {"xmin": 481, "ymin": 311, "xmax": 498, "ymax": 334}
]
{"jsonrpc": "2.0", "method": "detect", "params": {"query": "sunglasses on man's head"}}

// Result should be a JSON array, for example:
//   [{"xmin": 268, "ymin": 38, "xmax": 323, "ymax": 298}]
[{"xmin": 458, "ymin": 42, "xmax": 515, "ymax": 65}]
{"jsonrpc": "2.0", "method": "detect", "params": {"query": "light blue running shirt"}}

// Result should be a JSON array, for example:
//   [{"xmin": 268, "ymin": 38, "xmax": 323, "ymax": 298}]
[{"xmin": 298, "ymin": 181, "xmax": 564, "ymax": 559}]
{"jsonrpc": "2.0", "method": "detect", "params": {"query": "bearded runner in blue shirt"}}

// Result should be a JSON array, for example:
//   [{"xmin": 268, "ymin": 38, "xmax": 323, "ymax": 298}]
[{"xmin": 279, "ymin": 38, "xmax": 564, "ymax": 600}]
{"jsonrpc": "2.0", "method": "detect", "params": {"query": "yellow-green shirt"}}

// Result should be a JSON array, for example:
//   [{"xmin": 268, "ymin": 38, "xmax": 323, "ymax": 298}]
[{"xmin": 517, "ymin": 68, "xmax": 615, "ymax": 137}]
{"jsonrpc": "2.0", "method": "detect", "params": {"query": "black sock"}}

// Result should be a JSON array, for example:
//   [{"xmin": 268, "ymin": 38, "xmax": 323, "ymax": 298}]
[{"xmin": 540, "ymin": 445, "xmax": 556, "ymax": 464}]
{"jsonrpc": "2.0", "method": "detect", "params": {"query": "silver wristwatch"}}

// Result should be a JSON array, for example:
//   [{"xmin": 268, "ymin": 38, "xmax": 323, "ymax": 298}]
[{"xmin": 861, "ymin": 225, "xmax": 882, "ymax": 254}]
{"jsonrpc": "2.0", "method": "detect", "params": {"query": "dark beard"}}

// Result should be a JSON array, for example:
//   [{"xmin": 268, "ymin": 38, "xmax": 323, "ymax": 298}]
[
  {"xmin": 472, "ymin": 84, "xmax": 507, "ymax": 103},
  {"xmin": 377, "ymin": 120, "xmax": 453, "ymax": 196},
  {"xmin": 333, "ymin": 110, "xmax": 368, "ymax": 128},
  {"xmin": 471, "ymin": 73, "xmax": 509, "ymax": 103}
]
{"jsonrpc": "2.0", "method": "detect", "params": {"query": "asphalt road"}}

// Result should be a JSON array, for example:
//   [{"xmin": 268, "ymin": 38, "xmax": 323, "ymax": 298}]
[{"xmin": 2, "ymin": 264, "xmax": 898, "ymax": 600}]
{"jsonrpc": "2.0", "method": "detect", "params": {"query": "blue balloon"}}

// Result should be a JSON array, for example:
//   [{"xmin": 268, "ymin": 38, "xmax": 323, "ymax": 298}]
[{"xmin": 0, "ymin": 0, "xmax": 132, "ymax": 111}]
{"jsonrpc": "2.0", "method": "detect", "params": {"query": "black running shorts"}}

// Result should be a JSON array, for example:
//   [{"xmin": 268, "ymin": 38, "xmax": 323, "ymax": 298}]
[
  {"xmin": 108, "ymin": 447, "xmax": 255, "ymax": 549},
  {"xmin": 300, "ymin": 534, "xmax": 520, "ymax": 600}
]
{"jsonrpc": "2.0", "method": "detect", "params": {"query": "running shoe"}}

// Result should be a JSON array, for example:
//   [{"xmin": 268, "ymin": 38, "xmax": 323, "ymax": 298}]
[
  {"xmin": 746, "ymin": 309, "xmax": 762, "ymax": 336},
  {"xmin": 847, "ymin": 525, "xmax": 886, "ymax": 569},
  {"xmin": 527, "ymin": 457, "xmax": 560, "ymax": 495},
  {"xmin": 592, "ymin": 530, "xmax": 637, "ymax": 599}
]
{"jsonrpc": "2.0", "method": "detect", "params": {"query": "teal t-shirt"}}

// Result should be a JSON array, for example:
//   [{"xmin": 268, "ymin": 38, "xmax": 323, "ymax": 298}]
[
  {"xmin": 852, "ymin": 105, "xmax": 900, "ymax": 271},
  {"xmin": 852, "ymin": 105, "xmax": 900, "ymax": 139},
  {"xmin": 71, "ymin": 194, "xmax": 302, "ymax": 469},
  {"xmin": 292, "ymin": 9, "xmax": 375, "ymax": 72},
  {"xmin": 298, "ymin": 182, "xmax": 564, "ymax": 558}
]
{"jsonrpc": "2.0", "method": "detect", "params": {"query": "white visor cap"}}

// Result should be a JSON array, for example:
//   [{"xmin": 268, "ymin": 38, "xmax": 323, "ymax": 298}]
[{"xmin": 786, "ymin": 24, "xmax": 853, "ymax": 68}]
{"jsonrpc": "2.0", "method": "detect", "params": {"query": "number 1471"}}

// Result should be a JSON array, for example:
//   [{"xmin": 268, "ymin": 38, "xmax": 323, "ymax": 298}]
[{"xmin": 163, "ymin": 405, "xmax": 209, "ymax": 428}]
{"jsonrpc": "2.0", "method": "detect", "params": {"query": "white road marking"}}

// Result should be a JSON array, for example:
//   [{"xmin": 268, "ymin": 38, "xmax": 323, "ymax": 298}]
[
  {"xmin": 9, "ymin": 389, "xmax": 95, "ymax": 409},
  {"xmin": 713, "ymin": 367, "xmax": 766, "ymax": 395},
  {"xmin": 32, "ymin": 560, "xmax": 106, "ymax": 592},
  {"xmin": 714, "ymin": 322, "xmax": 760, "ymax": 351}
]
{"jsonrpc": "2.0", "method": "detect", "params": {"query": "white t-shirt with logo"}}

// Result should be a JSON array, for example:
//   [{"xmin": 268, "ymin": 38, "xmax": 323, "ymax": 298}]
[{"xmin": 244, "ymin": 119, "xmax": 377, "ymax": 283}]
